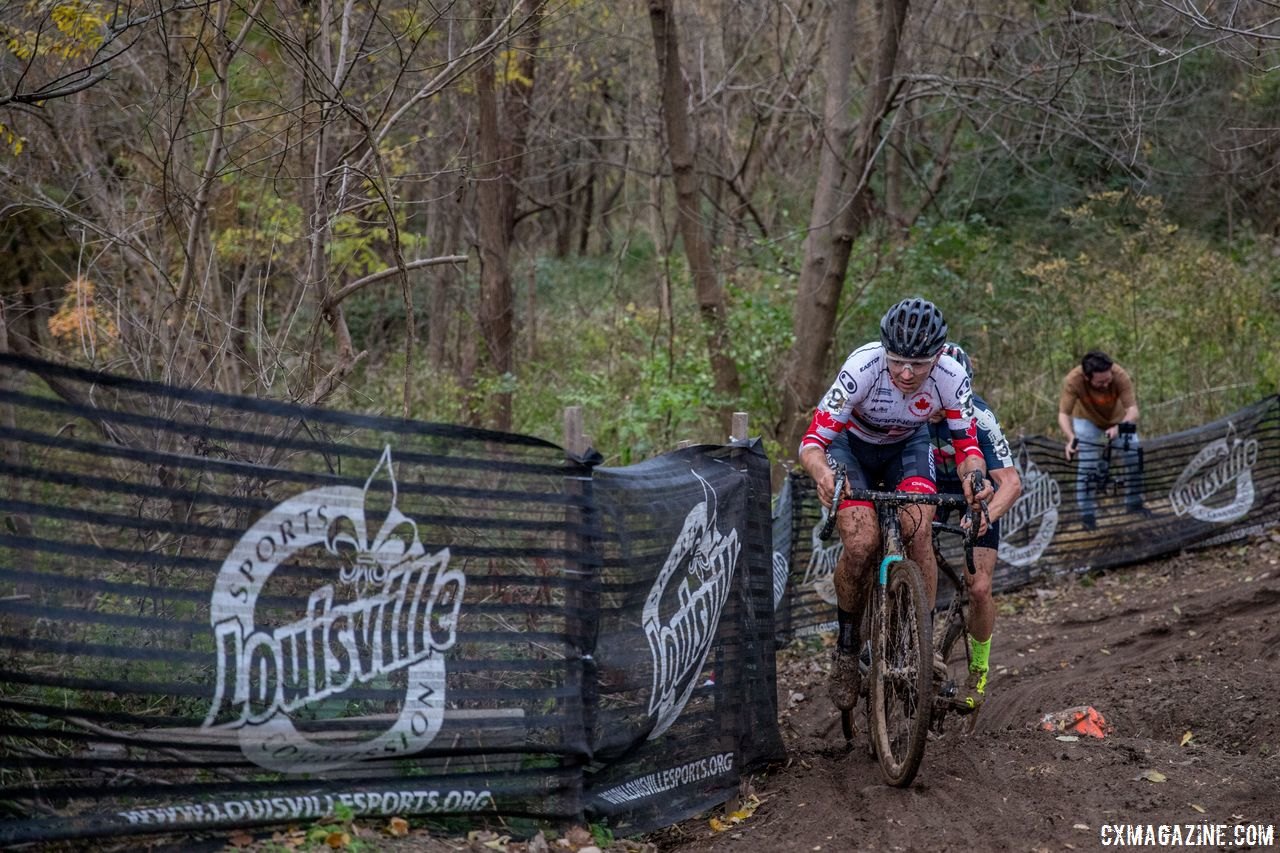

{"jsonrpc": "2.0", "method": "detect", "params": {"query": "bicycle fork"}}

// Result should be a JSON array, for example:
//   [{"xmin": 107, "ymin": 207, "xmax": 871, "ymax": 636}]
[{"xmin": 873, "ymin": 503, "xmax": 904, "ymax": 682}]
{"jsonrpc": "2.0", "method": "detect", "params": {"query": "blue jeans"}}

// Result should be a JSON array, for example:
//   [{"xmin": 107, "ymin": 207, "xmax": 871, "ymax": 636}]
[{"xmin": 1073, "ymin": 417, "xmax": 1143, "ymax": 517}]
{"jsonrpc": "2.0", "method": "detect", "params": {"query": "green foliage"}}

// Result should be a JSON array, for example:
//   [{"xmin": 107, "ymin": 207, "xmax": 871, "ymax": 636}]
[
  {"xmin": 517, "ymin": 278, "xmax": 726, "ymax": 464},
  {"xmin": 1013, "ymin": 191, "xmax": 1280, "ymax": 434},
  {"xmin": 590, "ymin": 822, "xmax": 615, "ymax": 847},
  {"xmin": 842, "ymin": 193, "xmax": 1279, "ymax": 439},
  {"xmin": 347, "ymin": 194, "xmax": 1278, "ymax": 464},
  {"xmin": 725, "ymin": 262, "xmax": 797, "ymax": 463}
]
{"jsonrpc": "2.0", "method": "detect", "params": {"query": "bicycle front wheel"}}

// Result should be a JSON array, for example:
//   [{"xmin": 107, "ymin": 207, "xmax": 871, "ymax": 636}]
[{"xmin": 869, "ymin": 558, "xmax": 933, "ymax": 786}]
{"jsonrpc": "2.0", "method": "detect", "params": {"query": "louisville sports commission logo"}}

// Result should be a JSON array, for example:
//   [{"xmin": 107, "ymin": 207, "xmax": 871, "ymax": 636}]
[
  {"xmin": 643, "ymin": 473, "xmax": 740, "ymax": 740},
  {"xmin": 1169, "ymin": 422, "xmax": 1260, "ymax": 524},
  {"xmin": 204, "ymin": 447, "xmax": 465, "ymax": 773},
  {"xmin": 998, "ymin": 446, "xmax": 1060, "ymax": 567}
]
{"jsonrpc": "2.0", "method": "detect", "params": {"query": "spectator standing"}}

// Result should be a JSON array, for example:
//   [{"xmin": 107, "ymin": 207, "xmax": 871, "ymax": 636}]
[{"xmin": 1057, "ymin": 350, "xmax": 1151, "ymax": 529}]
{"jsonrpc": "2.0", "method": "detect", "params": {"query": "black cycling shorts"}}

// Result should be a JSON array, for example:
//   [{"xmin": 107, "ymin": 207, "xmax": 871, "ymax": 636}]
[{"xmin": 824, "ymin": 426, "xmax": 936, "ymax": 510}]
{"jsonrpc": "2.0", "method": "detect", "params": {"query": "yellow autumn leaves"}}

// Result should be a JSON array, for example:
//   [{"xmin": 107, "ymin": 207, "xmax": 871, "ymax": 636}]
[
  {"xmin": 47, "ymin": 277, "xmax": 118, "ymax": 353},
  {"xmin": 4, "ymin": 0, "xmax": 107, "ymax": 62}
]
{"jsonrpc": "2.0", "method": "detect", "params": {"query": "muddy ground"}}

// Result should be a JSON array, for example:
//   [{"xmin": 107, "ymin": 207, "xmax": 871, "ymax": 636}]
[{"xmin": 653, "ymin": 528, "xmax": 1280, "ymax": 853}]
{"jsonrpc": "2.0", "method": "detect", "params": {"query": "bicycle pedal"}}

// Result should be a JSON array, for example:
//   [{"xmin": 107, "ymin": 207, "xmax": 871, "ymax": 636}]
[{"xmin": 937, "ymin": 679, "xmax": 957, "ymax": 700}]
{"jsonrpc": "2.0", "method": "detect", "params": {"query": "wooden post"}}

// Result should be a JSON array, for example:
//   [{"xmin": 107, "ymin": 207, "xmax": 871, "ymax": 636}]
[
  {"xmin": 560, "ymin": 404, "xmax": 595, "ymax": 772},
  {"xmin": 563, "ymin": 406, "xmax": 586, "ymax": 458},
  {"xmin": 730, "ymin": 411, "xmax": 748, "ymax": 444}
]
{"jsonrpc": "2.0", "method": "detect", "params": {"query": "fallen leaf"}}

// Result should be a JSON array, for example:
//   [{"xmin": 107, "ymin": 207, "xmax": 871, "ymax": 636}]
[
  {"xmin": 274, "ymin": 828, "xmax": 306, "ymax": 849},
  {"xmin": 709, "ymin": 817, "xmax": 730, "ymax": 833},
  {"xmin": 1073, "ymin": 824, "xmax": 1089, "ymax": 830},
  {"xmin": 388, "ymin": 817, "xmax": 410, "ymax": 837},
  {"xmin": 564, "ymin": 826, "xmax": 593, "ymax": 848},
  {"xmin": 1180, "ymin": 731, "xmax": 1194, "ymax": 747},
  {"xmin": 325, "ymin": 830, "xmax": 351, "ymax": 848},
  {"xmin": 1056, "ymin": 735, "xmax": 1080, "ymax": 742},
  {"xmin": 1137, "ymin": 769, "xmax": 1168, "ymax": 783},
  {"xmin": 1191, "ymin": 804, "xmax": 1206, "ymax": 813},
  {"xmin": 730, "ymin": 794, "xmax": 761, "ymax": 822},
  {"xmin": 228, "ymin": 831, "xmax": 255, "ymax": 848}
]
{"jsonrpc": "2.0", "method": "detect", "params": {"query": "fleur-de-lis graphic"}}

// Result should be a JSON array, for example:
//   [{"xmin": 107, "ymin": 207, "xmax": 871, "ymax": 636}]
[
  {"xmin": 326, "ymin": 447, "xmax": 426, "ymax": 596},
  {"xmin": 1015, "ymin": 443, "xmax": 1038, "ymax": 480},
  {"xmin": 643, "ymin": 472, "xmax": 740, "ymax": 740}
]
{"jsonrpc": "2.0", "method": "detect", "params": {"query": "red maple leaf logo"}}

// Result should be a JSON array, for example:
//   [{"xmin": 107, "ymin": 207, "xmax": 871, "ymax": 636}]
[{"xmin": 912, "ymin": 396, "xmax": 931, "ymax": 413}]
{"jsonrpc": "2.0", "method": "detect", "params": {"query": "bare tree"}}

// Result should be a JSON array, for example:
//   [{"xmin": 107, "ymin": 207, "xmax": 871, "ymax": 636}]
[
  {"xmin": 778, "ymin": 0, "xmax": 909, "ymax": 454},
  {"xmin": 0, "ymin": 1, "xmax": 506, "ymax": 411},
  {"xmin": 473, "ymin": 0, "xmax": 545, "ymax": 430},
  {"xmin": 647, "ymin": 0, "xmax": 742, "ymax": 418}
]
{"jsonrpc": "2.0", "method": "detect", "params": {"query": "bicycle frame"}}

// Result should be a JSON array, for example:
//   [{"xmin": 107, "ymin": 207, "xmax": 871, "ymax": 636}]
[{"xmin": 824, "ymin": 477, "xmax": 979, "ymax": 786}]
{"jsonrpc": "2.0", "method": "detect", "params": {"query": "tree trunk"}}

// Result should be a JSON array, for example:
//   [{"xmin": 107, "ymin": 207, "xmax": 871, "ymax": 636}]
[
  {"xmin": 501, "ymin": 0, "xmax": 543, "ymax": 245},
  {"xmin": 473, "ymin": 0, "xmax": 544, "ymax": 432},
  {"xmin": 778, "ymin": 0, "xmax": 909, "ymax": 457},
  {"xmin": 474, "ymin": 0, "xmax": 515, "ymax": 431},
  {"xmin": 648, "ymin": 0, "xmax": 742, "ymax": 419}
]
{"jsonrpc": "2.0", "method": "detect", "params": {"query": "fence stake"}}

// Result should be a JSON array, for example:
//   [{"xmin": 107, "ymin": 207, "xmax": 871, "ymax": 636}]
[
  {"xmin": 563, "ymin": 406, "xmax": 586, "ymax": 457},
  {"xmin": 730, "ymin": 411, "xmax": 749, "ymax": 444}
]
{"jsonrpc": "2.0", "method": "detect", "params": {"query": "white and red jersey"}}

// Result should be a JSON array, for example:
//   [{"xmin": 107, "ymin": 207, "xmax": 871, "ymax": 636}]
[{"xmin": 800, "ymin": 342, "xmax": 981, "ymax": 460}]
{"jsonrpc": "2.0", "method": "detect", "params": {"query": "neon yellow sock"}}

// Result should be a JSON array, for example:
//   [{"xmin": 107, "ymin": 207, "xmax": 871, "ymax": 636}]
[{"xmin": 967, "ymin": 634, "xmax": 991, "ymax": 673}]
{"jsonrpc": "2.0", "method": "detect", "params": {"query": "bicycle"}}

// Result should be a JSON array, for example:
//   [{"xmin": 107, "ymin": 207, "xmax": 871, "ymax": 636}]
[{"xmin": 819, "ymin": 466, "xmax": 983, "ymax": 786}]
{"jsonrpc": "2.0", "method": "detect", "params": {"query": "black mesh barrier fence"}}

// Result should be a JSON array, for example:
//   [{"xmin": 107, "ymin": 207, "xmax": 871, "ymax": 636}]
[
  {"xmin": 770, "ymin": 477, "xmax": 793, "ymax": 647},
  {"xmin": 5, "ymin": 349, "xmax": 1270, "ymax": 844},
  {"xmin": 0, "ymin": 354, "xmax": 781, "ymax": 844},
  {"xmin": 781, "ymin": 396, "xmax": 1280, "ymax": 639},
  {"xmin": 783, "ymin": 472, "xmax": 840, "ymax": 644},
  {"xmin": 582, "ymin": 443, "xmax": 784, "ymax": 834},
  {"xmin": 1001, "ymin": 396, "xmax": 1280, "ymax": 573}
]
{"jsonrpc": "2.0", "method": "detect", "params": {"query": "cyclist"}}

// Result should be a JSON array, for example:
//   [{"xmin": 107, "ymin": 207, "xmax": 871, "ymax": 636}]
[
  {"xmin": 798, "ymin": 297, "xmax": 991, "ymax": 712},
  {"xmin": 928, "ymin": 343, "xmax": 1022, "ymax": 710},
  {"xmin": 1057, "ymin": 350, "xmax": 1151, "ymax": 530}
]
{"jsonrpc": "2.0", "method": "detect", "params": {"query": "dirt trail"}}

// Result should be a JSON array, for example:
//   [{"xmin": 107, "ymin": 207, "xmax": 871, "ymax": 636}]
[{"xmin": 653, "ymin": 531, "xmax": 1280, "ymax": 853}]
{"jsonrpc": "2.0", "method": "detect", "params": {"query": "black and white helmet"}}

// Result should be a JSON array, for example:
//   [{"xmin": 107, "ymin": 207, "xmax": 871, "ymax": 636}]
[
  {"xmin": 879, "ymin": 298, "xmax": 948, "ymax": 359},
  {"xmin": 940, "ymin": 342, "xmax": 973, "ymax": 379}
]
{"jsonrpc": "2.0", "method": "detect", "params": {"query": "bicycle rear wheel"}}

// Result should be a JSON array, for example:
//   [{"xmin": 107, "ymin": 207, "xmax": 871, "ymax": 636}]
[{"xmin": 869, "ymin": 558, "xmax": 933, "ymax": 786}]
